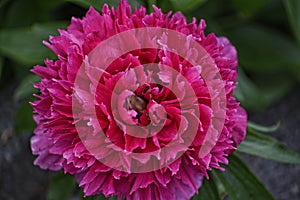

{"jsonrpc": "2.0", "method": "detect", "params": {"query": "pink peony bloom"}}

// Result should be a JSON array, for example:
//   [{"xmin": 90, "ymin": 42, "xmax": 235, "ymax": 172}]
[{"xmin": 30, "ymin": 0, "xmax": 247, "ymax": 199}]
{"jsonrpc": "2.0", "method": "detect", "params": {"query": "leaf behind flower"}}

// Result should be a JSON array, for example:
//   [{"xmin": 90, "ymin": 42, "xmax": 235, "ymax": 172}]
[
  {"xmin": 238, "ymin": 129, "xmax": 300, "ymax": 164},
  {"xmin": 284, "ymin": 0, "xmax": 300, "ymax": 46},
  {"xmin": 227, "ymin": 25, "xmax": 300, "ymax": 80},
  {"xmin": 65, "ymin": 0, "xmax": 144, "ymax": 11},
  {"xmin": 214, "ymin": 154, "xmax": 274, "ymax": 200},
  {"xmin": 47, "ymin": 173, "xmax": 76, "ymax": 200},
  {"xmin": 191, "ymin": 173, "xmax": 221, "ymax": 200},
  {"xmin": 0, "ymin": 22, "xmax": 67, "ymax": 65}
]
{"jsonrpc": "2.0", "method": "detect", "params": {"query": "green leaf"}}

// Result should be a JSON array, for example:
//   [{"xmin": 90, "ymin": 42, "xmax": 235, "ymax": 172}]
[
  {"xmin": 238, "ymin": 129, "xmax": 300, "ymax": 164},
  {"xmin": 66, "ymin": 0, "xmax": 119, "ymax": 10},
  {"xmin": 284, "ymin": 0, "xmax": 300, "ymax": 46},
  {"xmin": 0, "ymin": 56, "xmax": 3, "ymax": 81},
  {"xmin": 147, "ymin": 0, "xmax": 157, "ymax": 12},
  {"xmin": 39, "ymin": 0, "xmax": 67, "ymax": 9},
  {"xmin": 4, "ymin": 0, "xmax": 47, "ymax": 27},
  {"xmin": 234, "ymin": 68, "xmax": 265, "ymax": 110},
  {"xmin": 4, "ymin": 0, "xmax": 64, "ymax": 28},
  {"xmin": 47, "ymin": 173, "xmax": 76, "ymax": 200},
  {"xmin": 14, "ymin": 74, "xmax": 40, "ymax": 102},
  {"xmin": 248, "ymin": 121, "xmax": 280, "ymax": 133},
  {"xmin": 236, "ymin": 71, "xmax": 295, "ymax": 110},
  {"xmin": 0, "ymin": 22, "xmax": 67, "ymax": 65},
  {"xmin": 231, "ymin": 0, "xmax": 270, "ymax": 17},
  {"xmin": 14, "ymin": 101, "xmax": 36, "ymax": 133},
  {"xmin": 168, "ymin": 0, "xmax": 207, "ymax": 12},
  {"xmin": 254, "ymin": 73, "xmax": 295, "ymax": 106},
  {"xmin": 0, "ymin": 0, "xmax": 9, "ymax": 9},
  {"xmin": 191, "ymin": 174, "xmax": 221, "ymax": 200},
  {"xmin": 227, "ymin": 25, "xmax": 300, "ymax": 79},
  {"xmin": 214, "ymin": 154, "xmax": 274, "ymax": 200},
  {"xmin": 32, "ymin": 22, "xmax": 67, "ymax": 36},
  {"xmin": 66, "ymin": 0, "xmax": 143, "ymax": 11}
]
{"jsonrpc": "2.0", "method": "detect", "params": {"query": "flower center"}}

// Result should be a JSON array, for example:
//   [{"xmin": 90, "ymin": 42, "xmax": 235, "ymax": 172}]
[{"xmin": 127, "ymin": 95, "xmax": 147, "ymax": 116}]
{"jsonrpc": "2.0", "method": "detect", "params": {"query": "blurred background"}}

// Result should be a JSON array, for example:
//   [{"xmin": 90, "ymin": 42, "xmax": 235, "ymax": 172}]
[{"xmin": 0, "ymin": 0, "xmax": 299, "ymax": 199}]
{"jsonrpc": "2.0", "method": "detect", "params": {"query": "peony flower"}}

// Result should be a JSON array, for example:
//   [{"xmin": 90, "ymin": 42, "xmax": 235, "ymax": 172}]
[{"xmin": 30, "ymin": 0, "xmax": 247, "ymax": 199}]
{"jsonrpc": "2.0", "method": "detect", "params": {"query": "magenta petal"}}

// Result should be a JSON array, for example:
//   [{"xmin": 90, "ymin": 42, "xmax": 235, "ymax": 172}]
[
  {"xmin": 32, "ymin": 65, "xmax": 58, "ymax": 79},
  {"xmin": 232, "ymin": 106, "xmax": 247, "ymax": 146}
]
